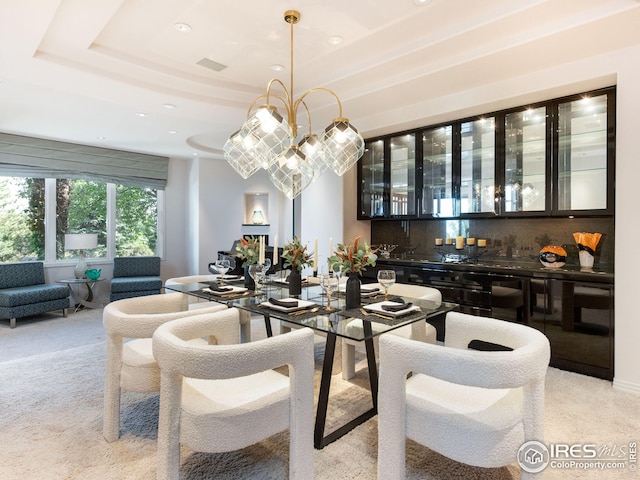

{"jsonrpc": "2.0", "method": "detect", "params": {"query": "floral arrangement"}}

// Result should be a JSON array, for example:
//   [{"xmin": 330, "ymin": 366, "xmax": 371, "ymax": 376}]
[
  {"xmin": 281, "ymin": 236, "xmax": 314, "ymax": 272},
  {"xmin": 328, "ymin": 236, "xmax": 377, "ymax": 274},
  {"xmin": 235, "ymin": 236, "xmax": 261, "ymax": 266}
]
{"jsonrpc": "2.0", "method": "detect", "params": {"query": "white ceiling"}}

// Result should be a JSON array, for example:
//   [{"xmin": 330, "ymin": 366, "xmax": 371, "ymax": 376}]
[{"xmin": 1, "ymin": 0, "xmax": 639, "ymax": 161}]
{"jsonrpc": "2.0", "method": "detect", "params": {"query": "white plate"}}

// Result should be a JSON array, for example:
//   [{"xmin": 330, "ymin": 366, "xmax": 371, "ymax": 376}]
[
  {"xmin": 202, "ymin": 285, "xmax": 248, "ymax": 296},
  {"xmin": 210, "ymin": 274, "xmax": 242, "ymax": 281},
  {"xmin": 260, "ymin": 298, "xmax": 316, "ymax": 313},
  {"xmin": 363, "ymin": 301, "xmax": 421, "ymax": 317}
]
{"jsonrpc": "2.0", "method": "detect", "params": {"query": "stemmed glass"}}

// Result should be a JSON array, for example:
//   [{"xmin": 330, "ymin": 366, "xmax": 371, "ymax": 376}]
[
  {"xmin": 215, "ymin": 259, "xmax": 231, "ymax": 285},
  {"xmin": 377, "ymin": 269, "xmax": 396, "ymax": 300},
  {"xmin": 319, "ymin": 272, "xmax": 339, "ymax": 311}
]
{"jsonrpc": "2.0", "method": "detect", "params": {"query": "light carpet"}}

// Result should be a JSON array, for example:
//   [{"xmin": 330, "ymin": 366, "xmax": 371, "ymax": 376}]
[{"xmin": 1, "ymin": 309, "xmax": 639, "ymax": 479}]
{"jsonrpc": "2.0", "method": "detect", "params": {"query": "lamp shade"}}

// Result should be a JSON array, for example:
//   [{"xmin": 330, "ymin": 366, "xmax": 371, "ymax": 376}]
[{"xmin": 64, "ymin": 233, "xmax": 98, "ymax": 251}]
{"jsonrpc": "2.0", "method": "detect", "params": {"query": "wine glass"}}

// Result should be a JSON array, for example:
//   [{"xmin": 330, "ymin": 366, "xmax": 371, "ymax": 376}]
[
  {"xmin": 319, "ymin": 273, "xmax": 339, "ymax": 311},
  {"xmin": 215, "ymin": 259, "xmax": 231, "ymax": 285},
  {"xmin": 377, "ymin": 269, "xmax": 396, "ymax": 300}
]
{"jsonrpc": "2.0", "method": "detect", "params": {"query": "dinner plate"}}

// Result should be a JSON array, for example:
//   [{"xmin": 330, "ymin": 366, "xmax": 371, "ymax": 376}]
[
  {"xmin": 202, "ymin": 285, "xmax": 248, "ymax": 296},
  {"xmin": 260, "ymin": 298, "xmax": 316, "ymax": 313},
  {"xmin": 363, "ymin": 301, "xmax": 421, "ymax": 317},
  {"xmin": 338, "ymin": 283, "xmax": 382, "ymax": 297},
  {"xmin": 210, "ymin": 274, "xmax": 242, "ymax": 282}
]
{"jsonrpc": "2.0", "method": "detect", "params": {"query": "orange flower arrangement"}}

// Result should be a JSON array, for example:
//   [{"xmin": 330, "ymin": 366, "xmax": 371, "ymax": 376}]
[
  {"xmin": 281, "ymin": 237, "xmax": 314, "ymax": 272},
  {"xmin": 328, "ymin": 236, "xmax": 377, "ymax": 274},
  {"xmin": 234, "ymin": 236, "xmax": 261, "ymax": 266}
]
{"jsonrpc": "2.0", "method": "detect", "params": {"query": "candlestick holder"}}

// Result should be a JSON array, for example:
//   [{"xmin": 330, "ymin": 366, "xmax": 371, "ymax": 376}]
[{"xmin": 434, "ymin": 244, "xmax": 487, "ymax": 264}]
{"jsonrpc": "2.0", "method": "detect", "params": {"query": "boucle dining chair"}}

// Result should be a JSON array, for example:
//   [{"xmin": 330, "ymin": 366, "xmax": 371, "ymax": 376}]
[
  {"xmin": 102, "ymin": 292, "xmax": 228, "ymax": 442},
  {"xmin": 153, "ymin": 315, "xmax": 315, "ymax": 480},
  {"xmin": 165, "ymin": 275, "xmax": 252, "ymax": 342},
  {"xmin": 377, "ymin": 311, "xmax": 550, "ymax": 480},
  {"xmin": 341, "ymin": 283, "xmax": 441, "ymax": 380}
]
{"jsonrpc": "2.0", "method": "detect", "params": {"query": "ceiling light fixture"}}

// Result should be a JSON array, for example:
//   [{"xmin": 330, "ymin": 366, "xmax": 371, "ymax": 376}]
[
  {"xmin": 327, "ymin": 36, "xmax": 343, "ymax": 45},
  {"xmin": 223, "ymin": 10, "xmax": 364, "ymax": 199},
  {"xmin": 174, "ymin": 22, "xmax": 192, "ymax": 33}
]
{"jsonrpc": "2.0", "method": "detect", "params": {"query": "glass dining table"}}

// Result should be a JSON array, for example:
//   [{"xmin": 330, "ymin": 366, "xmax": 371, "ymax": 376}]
[{"xmin": 165, "ymin": 276, "xmax": 458, "ymax": 449}]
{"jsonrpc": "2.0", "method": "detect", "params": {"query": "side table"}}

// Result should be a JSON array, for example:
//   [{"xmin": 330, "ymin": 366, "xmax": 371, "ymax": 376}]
[{"xmin": 56, "ymin": 278, "xmax": 105, "ymax": 312}]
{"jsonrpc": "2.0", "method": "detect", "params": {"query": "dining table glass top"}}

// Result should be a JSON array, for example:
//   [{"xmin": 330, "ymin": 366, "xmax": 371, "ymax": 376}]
[{"xmin": 164, "ymin": 278, "xmax": 456, "ymax": 342}]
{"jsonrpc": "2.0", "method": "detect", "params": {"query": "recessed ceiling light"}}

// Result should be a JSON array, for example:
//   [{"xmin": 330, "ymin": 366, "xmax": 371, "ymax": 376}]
[
  {"xmin": 168, "ymin": 130, "xmax": 177, "ymax": 135},
  {"xmin": 412, "ymin": 0, "xmax": 432, "ymax": 5},
  {"xmin": 174, "ymin": 22, "xmax": 192, "ymax": 33},
  {"xmin": 136, "ymin": 112, "xmax": 147, "ymax": 118},
  {"xmin": 162, "ymin": 103, "xmax": 176, "ymax": 109},
  {"xmin": 272, "ymin": 64, "xmax": 285, "ymax": 72},
  {"xmin": 192, "ymin": 152, "xmax": 199, "ymax": 156},
  {"xmin": 97, "ymin": 136, "xmax": 106, "ymax": 140},
  {"xmin": 328, "ymin": 36, "xmax": 343, "ymax": 45}
]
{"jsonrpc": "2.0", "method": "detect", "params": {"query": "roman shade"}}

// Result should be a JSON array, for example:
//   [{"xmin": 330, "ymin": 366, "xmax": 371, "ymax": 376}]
[{"xmin": 0, "ymin": 132, "xmax": 168, "ymax": 189}]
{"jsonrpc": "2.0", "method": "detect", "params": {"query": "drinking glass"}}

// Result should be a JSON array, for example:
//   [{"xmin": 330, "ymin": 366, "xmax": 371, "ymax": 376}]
[
  {"xmin": 377, "ymin": 269, "xmax": 396, "ymax": 300},
  {"xmin": 215, "ymin": 259, "xmax": 231, "ymax": 285},
  {"xmin": 319, "ymin": 273, "xmax": 339, "ymax": 311}
]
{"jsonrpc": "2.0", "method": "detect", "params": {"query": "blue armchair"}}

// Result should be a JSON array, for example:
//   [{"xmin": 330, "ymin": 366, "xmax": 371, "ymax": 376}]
[
  {"xmin": 109, "ymin": 256, "xmax": 162, "ymax": 302},
  {"xmin": 0, "ymin": 262, "xmax": 70, "ymax": 328}
]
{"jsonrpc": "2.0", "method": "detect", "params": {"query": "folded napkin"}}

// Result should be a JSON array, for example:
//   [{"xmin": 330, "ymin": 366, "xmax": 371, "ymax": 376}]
[
  {"xmin": 269, "ymin": 297, "xmax": 299, "ymax": 308},
  {"xmin": 207, "ymin": 285, "xmax": 234, "ymax": 293},
  {"xmin": 361, "ymin": 287, "xmax": 380, "ymax": 293},
  {"xmin": 381, "ymin": 302, "xmax": 413, "ymax": 312}
]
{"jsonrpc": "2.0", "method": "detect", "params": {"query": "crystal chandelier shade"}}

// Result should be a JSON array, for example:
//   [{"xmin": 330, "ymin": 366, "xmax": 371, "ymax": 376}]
[{"xmin": 223, "ymin": 10, "xmax": 364, "ymax": 198}]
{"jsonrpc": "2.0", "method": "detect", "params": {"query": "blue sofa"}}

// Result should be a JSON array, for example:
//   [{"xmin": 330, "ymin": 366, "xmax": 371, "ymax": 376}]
[
  {"xmin": 0, "ymin": 262, "xmax": 70, "ymax": 328},
  {"xmin": 109, "ymin": 256, "xmax": 162, "ymax": 302}
]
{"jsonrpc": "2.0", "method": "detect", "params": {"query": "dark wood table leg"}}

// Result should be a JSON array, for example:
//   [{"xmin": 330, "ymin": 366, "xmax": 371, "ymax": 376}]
[{"xmin": 264, "ymin": 313, "xmax": 273, "ymax": 337}]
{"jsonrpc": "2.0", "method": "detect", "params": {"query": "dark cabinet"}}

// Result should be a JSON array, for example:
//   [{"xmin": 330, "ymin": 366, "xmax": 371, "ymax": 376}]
[
  {"xmin": 358, "ymin": 86, "xmax": 615, "ymax": 220},
  {"xmin": 529, "ymin": 278, "xmax": 613, "ymax": 380}
]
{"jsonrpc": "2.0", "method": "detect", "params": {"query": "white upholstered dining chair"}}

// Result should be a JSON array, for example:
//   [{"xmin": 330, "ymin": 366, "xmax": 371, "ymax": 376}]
[
  {"xmin": 341, "ymin": 283, "xmax": 441, "ymax": 380},
  {"xmin": 165, "ymin": 275, "xmax": 252, "ymax": 342},
  {"xmin": 377, "ymin": 311, "xmax": 550, "ymax": 479},
  {"xmin": 153, "ymin": 315, "xmax": 315, "ymax": 480},
  {"xmin": 102, "ymin": 292, "xmax": 228, "ymax": 442}
]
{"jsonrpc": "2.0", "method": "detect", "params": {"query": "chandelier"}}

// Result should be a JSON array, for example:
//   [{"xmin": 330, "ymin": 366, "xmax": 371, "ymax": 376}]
[{"xmin": 223, "ymin": 10, "xmax": 365, "ymax": 199}]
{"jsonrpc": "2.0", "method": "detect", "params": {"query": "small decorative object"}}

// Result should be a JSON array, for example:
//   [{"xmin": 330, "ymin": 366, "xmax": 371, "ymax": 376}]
[
  {"xmin": 329, "ymin": 236, "xmax": 378, "ymax": 309},
  {"xmin": 252, "ymin": 209, "xmax": 264, "ymax": 224},
  {"xmin": 573, "ymin": 232, "xmax": 602, "ymax": 270},
  {"xmin": 281, "ymin": 237, "xmax": 314, "ymax": 296},
  {"xmin": 539, "ymin": 246, "xmax": 567, "ymax": 268},
  {"xmin": 85, "ymin": 268, "xmax": 101, "ymax": 281},
  {"xmin": 377, "ymin": 244, "xmax": 397, "ymax": 259}
]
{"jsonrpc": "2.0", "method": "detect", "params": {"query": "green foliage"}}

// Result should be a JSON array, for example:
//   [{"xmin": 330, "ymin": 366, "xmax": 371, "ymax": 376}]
[
  {"xmin": 328, "ymin": 236, "xmax": 377, "ymax": 274},
  {"xmin": 281, "ymin": 237, "xmax": 313, "ymax": 272}
]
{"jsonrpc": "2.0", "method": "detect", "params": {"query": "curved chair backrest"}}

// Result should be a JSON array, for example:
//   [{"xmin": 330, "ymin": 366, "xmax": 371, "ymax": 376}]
[
  {"xmin": 387, "ymin": 283, "xmax": 442, "ymax": 303},
  {"xmin": 164, "ymin": 275, "xmax": 216, "ymax": 288},
  {"xmin": 153, "ymin": 317, "xmax": 315, "ymax": 480}
]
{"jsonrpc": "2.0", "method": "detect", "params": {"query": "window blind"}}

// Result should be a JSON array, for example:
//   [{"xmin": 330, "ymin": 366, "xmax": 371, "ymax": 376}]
[{"xmin": 0, "ymin": 132, "xmax": 168, "ymax": 189}]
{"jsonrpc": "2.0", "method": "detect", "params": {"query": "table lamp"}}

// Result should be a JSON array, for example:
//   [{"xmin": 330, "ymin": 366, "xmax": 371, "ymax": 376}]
[{"xmin": 64, "ymin": 233, "xmax": 98, "ymax": 279}]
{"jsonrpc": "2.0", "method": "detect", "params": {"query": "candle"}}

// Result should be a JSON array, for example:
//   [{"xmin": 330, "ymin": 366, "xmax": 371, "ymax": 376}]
[
  {"xmin": 314, "ymin": 238, "xmax": 318, "ymax": 272},
  {"xmin": 329, "ymin": 237, "xmax": 333, "ymax": 271},
  {"xmin": 478, "ymin": 239, "xmax": 487, "ymax": 248},
  {"xmin": 445, "ymin": 237, "xmax": 454, "ymax": 245},
  {"xmin": 435, "ymin": 238, "xmax": 443, "ymax": 246},
  {"xmin": 467, "ymin": 237, "xmax": 476, "ymax": 246},
  {"xmin": 273, "ymin": 235, "xmax": 278, "ymax": 265},
  {"xmin": 259, "ymin": 236, "xmax": 265, "ymax": 264},
  {"xmin": 455, "ymin": 236, "xmax": 464, "ymax": 249}
]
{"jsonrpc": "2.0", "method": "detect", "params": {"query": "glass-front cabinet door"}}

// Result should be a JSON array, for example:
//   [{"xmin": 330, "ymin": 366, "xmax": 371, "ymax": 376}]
[
  {"xmin": 358, "ymin": 139, "xmax": 385, "ymax": 218},
  {"xmin": 390, "ymin": 134, "xmax": 416, "ymax": 217},
  {"xmin": 504, "ymin": 106, "xmax": 547, "ymax": 214},
  {"xmin": 556, "ymin": 92, "xmax": 612, "ymax": 213},
  {"xmin": 460, "ymin": 117, "xmax": 496, "ymax": 214},
  {"xmin": 421, "ymin": 125, "xmax": 454, "ymax": 217}
]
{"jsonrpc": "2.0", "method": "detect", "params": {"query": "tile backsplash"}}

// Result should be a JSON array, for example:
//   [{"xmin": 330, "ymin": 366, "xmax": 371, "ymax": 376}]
[{"xmin": 371, "ymin": 216, "xmax": 614, "ymax": 272}]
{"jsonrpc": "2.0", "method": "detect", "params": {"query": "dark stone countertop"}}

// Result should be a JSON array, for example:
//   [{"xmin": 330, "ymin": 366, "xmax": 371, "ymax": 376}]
[{"xmin": 375, "ymin": 257, "xmax": 613, "ymax": 284}]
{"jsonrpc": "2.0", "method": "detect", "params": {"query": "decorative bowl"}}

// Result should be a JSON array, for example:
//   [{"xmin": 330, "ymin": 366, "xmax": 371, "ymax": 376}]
[
  {"xmin": 539, "ymin": 246, "xmax": 567, "ymax": 268},
  {"xmin": 85, "ymin": 268, "xmax": 101, "ymax": 280}
]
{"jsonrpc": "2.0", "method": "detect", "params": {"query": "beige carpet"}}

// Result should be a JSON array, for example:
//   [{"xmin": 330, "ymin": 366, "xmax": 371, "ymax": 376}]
[{"xmin": 1, "ymin": 309, "xmax": 639, "ymax": 479}]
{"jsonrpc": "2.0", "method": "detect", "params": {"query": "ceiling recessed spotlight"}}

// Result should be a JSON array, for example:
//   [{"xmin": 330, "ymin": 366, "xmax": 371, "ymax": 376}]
[
  {"xmin": 272, "ymin": 64, "xmax": 285, "ymax": 72},
  {"xmin": 174, "ymin": 22, "xmax": 192, "ymax": 33},
  {"xmin": 328, "ymin": 36, "xmax": 343, "ymax": 46},
  {"xmin": 192, "ymin": 152, "xmax": 199, "ymax": 156},
  {"xmin": 412, "ymin": 0, "xmax": 432, "ymax": 5},
  {"xmin": 97, "ymin": 136, "xmax": 106, "ymax": 140},
  {"xmin": 168, "ymin": 130, "xmax": 177, "ymax": 134},
  {"xmin": 162, "ymin": 103, "xmax": 176, "ymax": 109},
  {"xmin": 136, "ymin": 112, "xmax": 147, "ymax": 118}
]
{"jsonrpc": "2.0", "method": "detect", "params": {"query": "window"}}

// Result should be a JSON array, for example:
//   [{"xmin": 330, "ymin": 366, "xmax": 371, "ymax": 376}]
[{"xmin": 0, "ymin": 176, "xmax": 163, "ymax": 263}]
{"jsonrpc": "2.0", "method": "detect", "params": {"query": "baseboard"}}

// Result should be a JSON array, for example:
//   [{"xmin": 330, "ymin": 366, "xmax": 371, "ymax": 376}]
[{"xmin": 613, "ymin": 378, "xmax": 640, "ymax": 395}]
